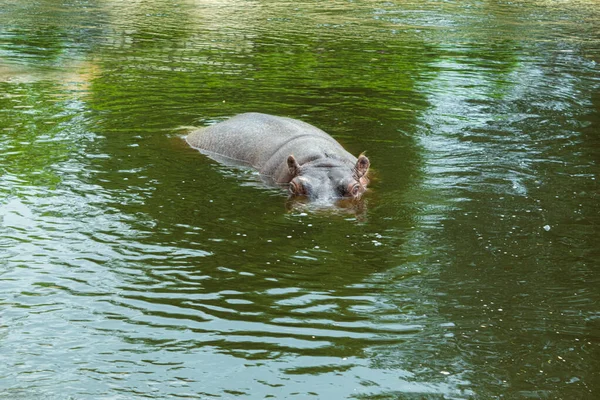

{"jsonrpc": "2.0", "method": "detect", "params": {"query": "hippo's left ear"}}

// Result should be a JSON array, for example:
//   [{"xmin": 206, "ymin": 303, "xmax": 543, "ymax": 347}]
[
  {"xmin": 354, "ymin": 154, "xmax": 370, "ymax": 178},
  {"xmin": 287, "ymin": 155, "xmax": 301, "ymax": 177}
]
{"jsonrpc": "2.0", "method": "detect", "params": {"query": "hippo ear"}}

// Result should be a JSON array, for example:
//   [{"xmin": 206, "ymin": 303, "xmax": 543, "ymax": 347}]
[
  {"xmin": 287, "ymin": 155, "xmax": 301, "ymax": 177},
  {"xmin": 354, "ymin": 154, "xmax": 370, "ymax": 178}
]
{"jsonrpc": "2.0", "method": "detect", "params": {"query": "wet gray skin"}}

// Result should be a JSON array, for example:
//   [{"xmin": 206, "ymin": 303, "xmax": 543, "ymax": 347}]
[{"xmin": 186, "ymin": 113, "xmax": 370, "ymax": 201}]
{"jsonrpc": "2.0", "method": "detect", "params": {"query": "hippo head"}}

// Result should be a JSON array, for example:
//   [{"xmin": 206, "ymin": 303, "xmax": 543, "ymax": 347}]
[{"xmin": 286, "ymin": 154, "xmax": 370, "ymax": 201}]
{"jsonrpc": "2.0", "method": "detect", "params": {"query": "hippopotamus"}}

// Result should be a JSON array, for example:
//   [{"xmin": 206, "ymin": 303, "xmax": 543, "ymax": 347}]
[{"xmin": 186, "ymin": 113, "xmax": 370, "ymax": 201}]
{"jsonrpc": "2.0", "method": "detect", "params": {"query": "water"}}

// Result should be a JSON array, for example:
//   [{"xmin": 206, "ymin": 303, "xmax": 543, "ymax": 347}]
[{"xmin": 1, "ymin": 0, "xmax": 599, "ymax": 398}]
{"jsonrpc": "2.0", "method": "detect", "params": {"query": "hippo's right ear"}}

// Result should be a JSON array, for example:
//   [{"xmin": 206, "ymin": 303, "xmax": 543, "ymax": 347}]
[
  {"xmin": 354, "ymin": 154, "xmax": 370, "ymax": 178},
  {"xmin": 287, "ymin": 155, "xmax": 301, "ymax": 177}
]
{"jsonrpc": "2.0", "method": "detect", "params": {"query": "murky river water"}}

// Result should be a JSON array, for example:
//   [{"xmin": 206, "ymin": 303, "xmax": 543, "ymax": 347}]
[{"xmin": 1, "ymin": 0, "xmax": 599, "ymax": 398}]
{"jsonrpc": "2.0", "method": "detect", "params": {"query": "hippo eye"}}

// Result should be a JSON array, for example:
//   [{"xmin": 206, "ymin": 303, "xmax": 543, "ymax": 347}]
[
  {"xmin": 349, "ymin": 183, "xmax": 361, "ymax": 197},
  {"xmin": 289, "ymin": 181, "xmax": 299, "ymax": 194},
  {"xmin": 289, "ymin": 179, "xmax": 306, "ymax": 196}
]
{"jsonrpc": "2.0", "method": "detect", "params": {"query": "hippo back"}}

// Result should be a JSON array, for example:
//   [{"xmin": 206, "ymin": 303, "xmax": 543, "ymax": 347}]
[{"xmin": 186, "ymin": 112, "xmax": 354, "ymax": 179}]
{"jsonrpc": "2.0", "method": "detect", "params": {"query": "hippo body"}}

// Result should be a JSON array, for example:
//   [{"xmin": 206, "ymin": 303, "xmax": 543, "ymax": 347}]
[{"xmin": 186, "ymin": 113, "xmax": 369, "ymax": 200}]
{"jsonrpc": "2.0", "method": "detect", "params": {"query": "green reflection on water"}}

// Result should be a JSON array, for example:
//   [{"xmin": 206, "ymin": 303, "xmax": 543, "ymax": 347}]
[{"xmin": 0, "ymin": 82, "xmax": 76, "ymax": 189}]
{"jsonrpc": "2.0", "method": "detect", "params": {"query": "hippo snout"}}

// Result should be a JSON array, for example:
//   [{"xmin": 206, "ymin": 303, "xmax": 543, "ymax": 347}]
[{"xmin": 287, "ymin": 154, "xmax": 370, "ymax": 201}]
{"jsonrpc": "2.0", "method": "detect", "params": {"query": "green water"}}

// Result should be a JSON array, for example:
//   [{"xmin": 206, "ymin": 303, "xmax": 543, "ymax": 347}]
[{"xmin": 1, "ymin": 0, "xmax": 599, "ymax": 398}]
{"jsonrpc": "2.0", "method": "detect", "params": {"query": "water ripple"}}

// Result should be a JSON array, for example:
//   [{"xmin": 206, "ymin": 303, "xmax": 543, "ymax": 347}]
[{"xmin": 1, "ymin": 0, "xmax": 599, "ymax": 399}]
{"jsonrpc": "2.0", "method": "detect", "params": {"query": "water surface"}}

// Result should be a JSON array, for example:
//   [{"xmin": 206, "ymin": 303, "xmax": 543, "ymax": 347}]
[{"xmin": 1, "ymin": 0, "xmax": 599, "ymax": 398}]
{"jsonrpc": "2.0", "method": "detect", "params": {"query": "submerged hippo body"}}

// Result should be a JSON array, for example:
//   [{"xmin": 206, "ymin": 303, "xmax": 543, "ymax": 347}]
[{"xmin": 186, "ymin": 113, "xmax": 369, "ymax": 200}]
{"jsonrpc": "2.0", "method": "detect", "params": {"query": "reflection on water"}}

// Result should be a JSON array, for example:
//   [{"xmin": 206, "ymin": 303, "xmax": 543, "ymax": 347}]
[
  {"xmin": 415, "ymin": 28, "xmax": 599, "ymax": 397},
  {"xmin": 1, "ymin": 0, "xmax": 599, "ymax": 399}
]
